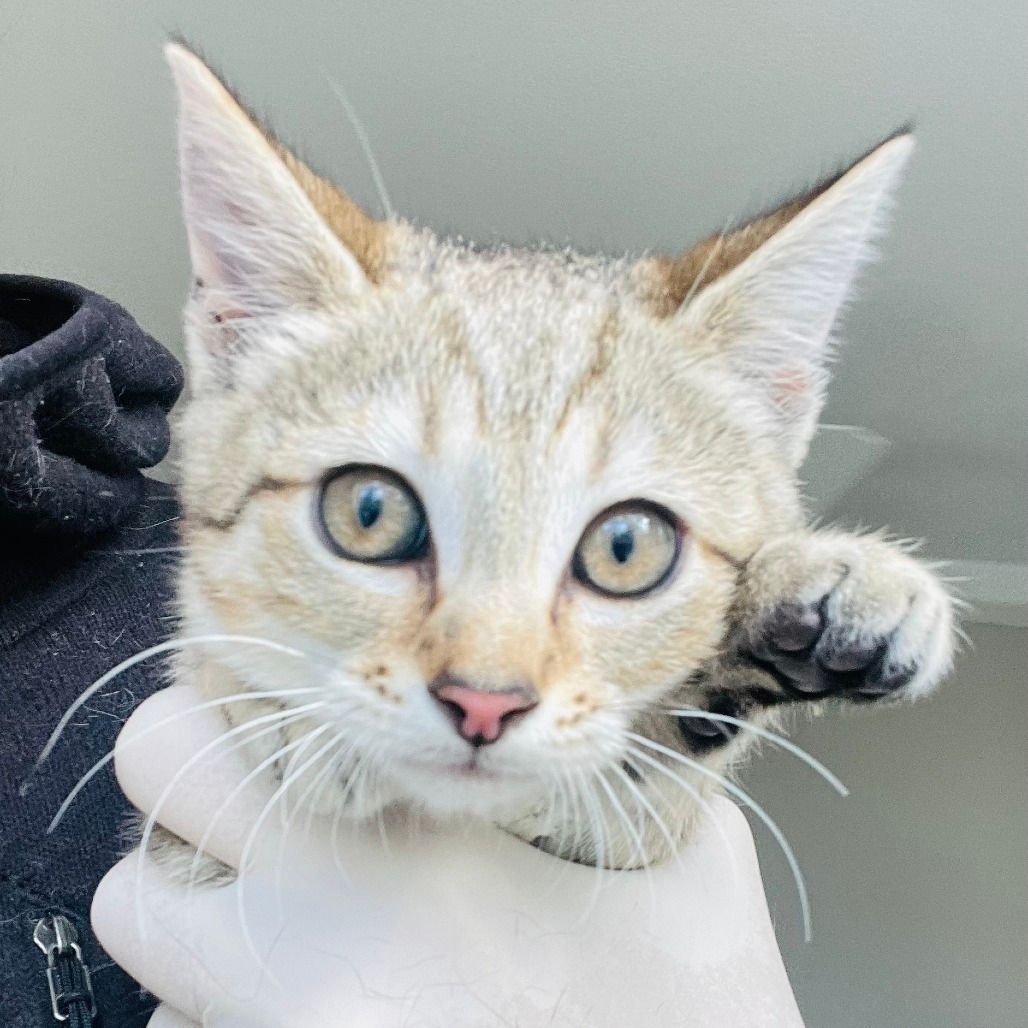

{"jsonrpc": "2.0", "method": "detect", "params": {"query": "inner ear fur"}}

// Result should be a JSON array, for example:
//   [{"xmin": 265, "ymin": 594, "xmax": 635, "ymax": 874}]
[{"xmin": 169, "ymin": 41, "xmax": 387, "ymax": 285}]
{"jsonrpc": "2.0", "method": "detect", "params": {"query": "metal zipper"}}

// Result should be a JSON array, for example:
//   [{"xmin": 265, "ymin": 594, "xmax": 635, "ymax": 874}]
[{"xmin": 32, "ymin": 914, "xmax": 97, "ymax": 1025}]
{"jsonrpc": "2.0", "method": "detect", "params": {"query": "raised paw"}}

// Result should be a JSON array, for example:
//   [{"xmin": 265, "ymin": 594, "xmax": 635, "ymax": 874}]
[{"xmin": 735, "ymin": 531, "xmax": 955, "ymax": 703}]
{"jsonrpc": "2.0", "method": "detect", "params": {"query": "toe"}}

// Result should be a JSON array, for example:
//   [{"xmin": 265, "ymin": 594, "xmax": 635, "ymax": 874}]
[
  {"xmin": 817, "ymin": 639, "xmax": 884, "ymax": 673},
  {"xmin": 764, "ymin": 602, "xmax": 824, "ymax": 652},
  {"xmin": 855, "ymin": 662, "xmax": 917, "ymax": 700}
]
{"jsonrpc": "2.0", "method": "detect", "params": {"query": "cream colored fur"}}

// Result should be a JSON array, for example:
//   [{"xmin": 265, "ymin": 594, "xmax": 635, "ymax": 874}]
[{"xmin": 162, "ymin": 44, "xmax": 954, "ymax": 870}]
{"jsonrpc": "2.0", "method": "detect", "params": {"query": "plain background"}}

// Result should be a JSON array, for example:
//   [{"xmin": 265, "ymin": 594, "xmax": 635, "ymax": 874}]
[{"xmin": 2, "ymin": 2, "xmax": 1025, "ymax": 1025}]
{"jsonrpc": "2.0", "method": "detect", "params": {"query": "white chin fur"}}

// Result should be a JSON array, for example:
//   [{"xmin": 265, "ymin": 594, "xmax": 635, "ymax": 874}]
[{"xmin": 388, "ymin": 760, "xmax": 546, "ymax": 821}]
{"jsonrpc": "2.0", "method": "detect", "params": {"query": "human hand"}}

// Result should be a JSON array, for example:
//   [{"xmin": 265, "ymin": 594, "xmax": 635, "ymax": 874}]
[{"xmin": 92, "ymin": 685, "xmax": 803, "ymax": 1027}]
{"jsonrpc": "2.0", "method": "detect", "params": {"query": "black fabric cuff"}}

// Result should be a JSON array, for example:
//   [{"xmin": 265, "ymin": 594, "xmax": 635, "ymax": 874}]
[{"xmin": 0, "ymin": 275, "xmax": 184, "ymax": 538}]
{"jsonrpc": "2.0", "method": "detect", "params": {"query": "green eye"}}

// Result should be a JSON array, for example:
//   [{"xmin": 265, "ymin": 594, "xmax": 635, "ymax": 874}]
[
  {"xmin": 318, "ymin": 465, "xmax": 429, "ymax": 563},
  {"xmin": 573, "ymin": 502, "xmax": 681, "ymax": 597}
]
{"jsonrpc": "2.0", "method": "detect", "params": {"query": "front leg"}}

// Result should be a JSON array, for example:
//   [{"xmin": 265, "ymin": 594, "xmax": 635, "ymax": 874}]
[{"xmin": 678, "ymin": 530, "xmax": 957, "ymax": 748}]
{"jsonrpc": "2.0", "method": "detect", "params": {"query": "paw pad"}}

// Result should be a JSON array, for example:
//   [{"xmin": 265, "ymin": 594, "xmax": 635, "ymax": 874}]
[
  {"xmin": 745, "ymin": 601, "xmax": 918, "ymax": 702},
  {"xmin": 676, "ymin": 693, "xmax": 744, "ymax": 753}
]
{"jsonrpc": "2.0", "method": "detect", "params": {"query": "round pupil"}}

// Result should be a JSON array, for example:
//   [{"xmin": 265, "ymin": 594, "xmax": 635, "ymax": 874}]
[
  {"xmin": 609, "ymin": 521, "xmax": 635, "ymax": 564},
  {"xmin": 356, "ymin": 484, "xmax": 383, "ymax": 529}
]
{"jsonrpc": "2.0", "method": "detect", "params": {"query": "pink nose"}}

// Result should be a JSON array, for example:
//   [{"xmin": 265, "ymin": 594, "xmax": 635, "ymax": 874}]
[{"xmin": 430, "ymin": 680, "xmax": 538, "ymax": 745}]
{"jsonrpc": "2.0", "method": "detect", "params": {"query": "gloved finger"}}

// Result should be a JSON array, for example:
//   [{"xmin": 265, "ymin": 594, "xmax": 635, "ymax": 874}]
[
  {"xmin": 92, "ymin": 848, "xmax": 424, "ymax": 1027},
  {"xmin": 93, "ymin": 853, "xmax": 225, "ymax": 1022},
  {"xmin": 115, "ymin": 684, "xmax": 274, "ymax": 870},
  {"xmin": 92, "ymin": 852, "xmax": 285, "ymax": 1026}
]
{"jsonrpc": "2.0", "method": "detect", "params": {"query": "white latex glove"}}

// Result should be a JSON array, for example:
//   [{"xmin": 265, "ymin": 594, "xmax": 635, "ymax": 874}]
[{"xmin": 92, "ymin": 686, "xmax": 804, "ymax": 1028}]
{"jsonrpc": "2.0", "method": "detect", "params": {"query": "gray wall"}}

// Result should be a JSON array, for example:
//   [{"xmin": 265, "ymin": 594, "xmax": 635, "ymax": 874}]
[
  {"xmin": 3, "ymin": 2, "xmax": 1024, "ymax": 1024},
  {"xmin": 743, "ymin": 623, "xmax": 1027, "ymax": 1027}
]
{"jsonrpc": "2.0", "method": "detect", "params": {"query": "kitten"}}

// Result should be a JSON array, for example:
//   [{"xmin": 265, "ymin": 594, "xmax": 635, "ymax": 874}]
[{"xmin": 162, "ymin": 43, "xmax": 954, "ymax": 872}]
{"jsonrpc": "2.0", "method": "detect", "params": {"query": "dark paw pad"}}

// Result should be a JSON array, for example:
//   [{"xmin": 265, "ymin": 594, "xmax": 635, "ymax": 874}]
[
  {"xmin": 745, "ymin": 602, "xmax": 916, "ymax": 702},
  {"xmin": 675, "ymin": 693, "xmax": 745, "ymax": 753},
  {"xmin": 849, "ymin": 663, "xmax": 918, "ymax": 701}
]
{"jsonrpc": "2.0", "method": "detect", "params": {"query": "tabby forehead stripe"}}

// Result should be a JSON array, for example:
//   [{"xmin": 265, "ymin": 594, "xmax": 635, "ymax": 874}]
[
  {"xmin": 550, "ymin": 308, "xmax": 619, "ymax": 445},
  {"xmin": 189, "ymin": 476, "xmax": 308, "ymax": 531}
]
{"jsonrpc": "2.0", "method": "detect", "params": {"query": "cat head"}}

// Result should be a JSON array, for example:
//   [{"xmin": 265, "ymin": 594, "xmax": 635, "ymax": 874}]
[{"xmin": 166, "ymin": 44, "xmax": 911, "ymax": 837}]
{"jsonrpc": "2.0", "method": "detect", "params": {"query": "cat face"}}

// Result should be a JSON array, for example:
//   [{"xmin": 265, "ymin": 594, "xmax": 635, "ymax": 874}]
[
  {"xmin": 166, "ymin": 45, "xmax": 911, "ymax": 835},
  {"xmin": 177, "ymin": 240, "xmax": 780, "ymax": 820}
]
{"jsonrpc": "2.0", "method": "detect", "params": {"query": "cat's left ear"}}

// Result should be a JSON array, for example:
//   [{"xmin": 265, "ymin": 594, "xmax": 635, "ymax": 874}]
[
  {"xmin": 165, "ymin": 43, "xmax": 384, "ymax": 328},
  {"xmin": 653, "ymin": 133, "xmax": 913, "ymax": 467}
]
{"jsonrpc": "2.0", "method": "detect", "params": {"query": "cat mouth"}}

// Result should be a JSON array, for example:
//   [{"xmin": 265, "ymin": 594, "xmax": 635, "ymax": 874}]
[
  {"xmin": 451, "ymin": 759, "xmax": 495, "ymax": 779},
  {"xmin": 402, "ymin": 753, "xmax": 528, "ymax": 784},
  {"xmin": 418, "ymin": 757, "xmax": 499, "ymax": 780}
]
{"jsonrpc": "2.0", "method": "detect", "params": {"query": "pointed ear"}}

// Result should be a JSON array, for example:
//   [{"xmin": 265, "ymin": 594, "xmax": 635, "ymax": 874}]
[
  {"xmin": 654, "ymin": 133, "xmax": 914, "ymax": 467},
  {"xmin": 165, "ymin": 43, "xmax": 385, "ymax": 330}
]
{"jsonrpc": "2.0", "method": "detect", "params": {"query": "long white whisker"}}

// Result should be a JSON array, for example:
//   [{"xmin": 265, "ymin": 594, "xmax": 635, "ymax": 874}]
[
  {"xmin": 622, "ymin": 745, "xmax": 741, "ymax": 892},
  {"xmin": 183, "ymin": 709, "xmax": 353, "ymax": 902},
  {"xmin": 107, "ymin": 546, "xmax": 186, "ymax": 555},
  {"xmin": 592, "ymin": 768, "xmax": 648, "ymax": 870},
  {"xmin": 627, "ymin": 731, "xmax": 813, "ymax": 942},
  {"xmin": 537, "ymin": 768, "xmax": 579, "ymax": 897},
  {"xmin": 555, "ymin": 768, "xmax": 575, "ymax": 865},
  {"xmin": 275, "ymin": 718, "xmax": 348, "ymax": 826},
  {"xmin": 566, "ymin": 768, "xmax": 590, "ymax": 868},
  {"xmin": 352, "ymin": 739, "xmax": 385, "ymax": 819},
  {"xmin": 666, "ymin": 707, "xmax": 848, "ymax": 796},
  {"xmin": 608, "ymin": 760, "xmax": 680, "ymax": 865},
  {"xmin": 323, "ymin": 73, "xmax": 396, "ymax": 220},
  {"xmin": 373, "ymin": 768, "xmax": 394, "ymax": 859},
  {"xmin": 553, "ymin": 767, "xmax": 576, "ymax": 859},
  {"xmin": 302, "ymin": 738, "xmax": 348, "ymax": 843},
  {"xmin": 575, "ymin": 771, "xmax": 609, "ymax": 919},
  {"xmin": 680, "ymin": 219, "xmax": 731, "ymax": 310},
  {"xmin": 235, "ymin": 724, "xmax": 336, "ymax": 973},
  {"xmin": 536, "ymin": 776, "xmax": 559, "ymax": 858},
  {"xmin": 329, "ymin": 765, "xmax": 358, "ymax": 878},
  {"xmin": 302, "ymin": 746, "xmax": 352, "ymax": 886},
  {"xmin": 595, "ymin": 774, "xmax": 613, "ymax": 876},
  {"xmin": 188, "ymin": 723, "xmax": 330, "ymax": 999},
  {"xmin": 330, "ymin": 747, "xmax": 377, "ymax": 879},
  {"xmin": 272, "ymin": 731, "xmax": 351, "ymax": 929},
  {"xmin": 36, "ymin": 634, "xmax": 312, "ymax": 767},
  {"xmin": 593, "ymin": 768, "xmax": 656, "ymax": 926},
  {"xmin": 180, "ymin": 720, "xmax": 335, "ymax": 962},
  {"xmin": 134, "ymin": 702, "xmax": 324, "ymax": 944},
  {"xmin": 47, "ymin": 687, "xmax": 324, "ymax": 833}
]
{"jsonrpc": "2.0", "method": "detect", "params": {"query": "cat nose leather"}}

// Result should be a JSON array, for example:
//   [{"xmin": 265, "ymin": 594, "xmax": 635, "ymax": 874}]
[{"xmin": 429, "ymin": 679, "xmax": 537, "ymax": 745}]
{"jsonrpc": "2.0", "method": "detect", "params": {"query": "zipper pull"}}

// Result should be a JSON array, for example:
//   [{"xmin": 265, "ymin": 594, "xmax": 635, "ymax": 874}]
[{"xmin": 33, "ymin": 914, "xmax": 97, "ymax": 1024}]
